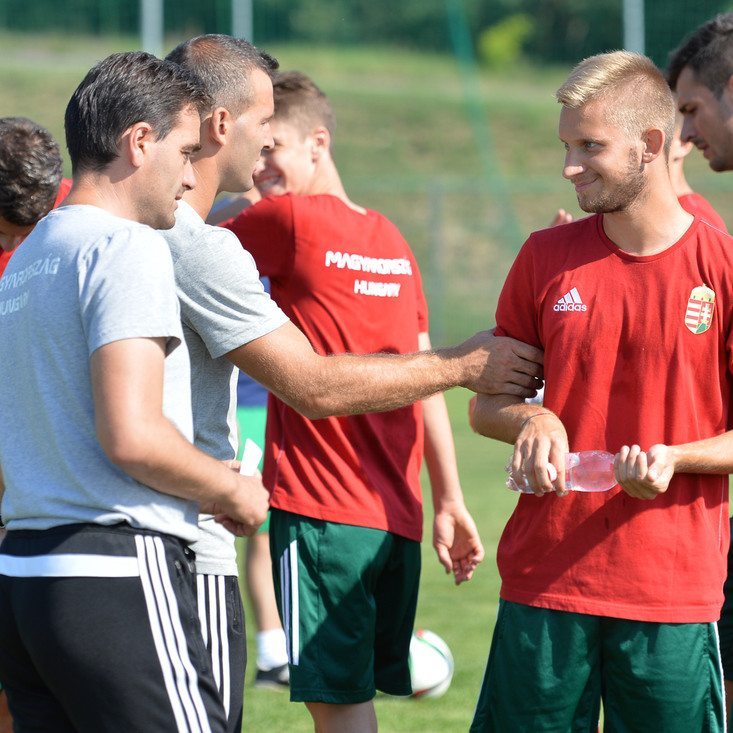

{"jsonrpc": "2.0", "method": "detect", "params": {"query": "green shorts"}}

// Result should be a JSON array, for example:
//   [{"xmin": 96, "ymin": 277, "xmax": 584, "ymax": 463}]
[
  {"xmin": 471, "ymin": 600, "xmax": 724, "ymax": 732},
  {"xmin": 269, "ymin": 508, "xmax": 420, "ymax": 703},
  {"xmin": 236, "ymin": 405, "xmax": 269, "ymax": 533}
]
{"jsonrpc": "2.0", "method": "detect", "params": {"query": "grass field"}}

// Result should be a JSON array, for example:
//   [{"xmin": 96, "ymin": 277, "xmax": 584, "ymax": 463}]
[{"xmin": 2, "ymin": 33, "xmax": 732, "ymax": 732}]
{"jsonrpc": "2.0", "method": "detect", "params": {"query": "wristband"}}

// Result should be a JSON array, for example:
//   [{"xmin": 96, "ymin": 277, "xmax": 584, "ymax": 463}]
[{"xmin": 519, "ymin": 411, "xmax": 554, "ymax": 432}]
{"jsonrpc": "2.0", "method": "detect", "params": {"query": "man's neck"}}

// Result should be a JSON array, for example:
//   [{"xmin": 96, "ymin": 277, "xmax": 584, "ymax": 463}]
[
  {"xmin": 63, "ymin": 172, "xmax": 137, "ymax": 222},
  {"xmin": 602, "ymin": 185, "xmax": 693, "ymax": 256},
  {"xmin": 308, "ymin": 160, "xmax": 366, "ymax": 215},
  {"xmin": 182, "ymin": 155, "xmax": 219, "ymax": 220}
]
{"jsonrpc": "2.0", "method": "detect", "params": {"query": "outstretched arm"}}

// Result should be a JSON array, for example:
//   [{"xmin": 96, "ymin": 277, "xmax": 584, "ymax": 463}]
[
  {"xmin": 227, "ymin": 321, "xmax": 543, "ymax": 420},
  {"xmin": 470, "ymin": 393, "xmax": 569, "ymax": 496},
  {"xmin": 419, "ymin": 333, "xmax": 484, "ymax": 584},
  {"xmin": 614, "ymin": 432, "xmax": 733, "ymax": 500}
]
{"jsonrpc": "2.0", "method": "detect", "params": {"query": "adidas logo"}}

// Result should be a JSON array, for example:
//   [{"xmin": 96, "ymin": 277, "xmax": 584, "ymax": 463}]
[{"xmin": 553, "ymin": 287, "xmax": 587, "ymax": 312}]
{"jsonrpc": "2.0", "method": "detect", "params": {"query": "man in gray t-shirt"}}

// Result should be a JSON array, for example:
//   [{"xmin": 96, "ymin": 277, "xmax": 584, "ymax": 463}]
[
  {"xmin": 165, "ymin": 34, "xmax": 544, "ymax": 731},
  {"xmin": 0, "ymin": 52, "xmax": 268, "ymax": 733}
]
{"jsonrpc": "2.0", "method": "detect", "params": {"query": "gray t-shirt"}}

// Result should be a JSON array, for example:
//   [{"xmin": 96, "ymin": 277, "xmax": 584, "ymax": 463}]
[
  {"xmin": 0, "ymin": 205, "xmax": 198, "ymax": 541},
  {"xmin": 162, "ymin": 201, "xmax": 288, "ymax": 575}
]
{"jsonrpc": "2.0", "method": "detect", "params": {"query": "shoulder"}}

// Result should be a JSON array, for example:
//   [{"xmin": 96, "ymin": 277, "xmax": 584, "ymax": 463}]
[
  {"xmin": 246, "ymin": 193, "xmax": 295, "ymax": 219},
  {"xmin": 693, "ymin": 218, "xmax": 733, "ymax": 252},
  {"xmin": 72, "ymin": 210, "xmax": 170, "ymax": 264},
  {"xmin": 163, "ymin": 205, "xmax": 244, "ymax": 262}
]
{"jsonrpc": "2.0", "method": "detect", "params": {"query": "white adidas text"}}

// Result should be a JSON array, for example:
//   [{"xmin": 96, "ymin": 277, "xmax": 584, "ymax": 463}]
[{"xmin": 553, "ymin": 286, "xmax": 587, "ymax": 312}]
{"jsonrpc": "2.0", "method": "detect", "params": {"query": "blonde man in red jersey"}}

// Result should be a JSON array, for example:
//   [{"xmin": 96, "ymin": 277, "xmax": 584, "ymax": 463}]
[{"xmin": 471, "ymin": 51, "xmax": 733, "ymax": 732}]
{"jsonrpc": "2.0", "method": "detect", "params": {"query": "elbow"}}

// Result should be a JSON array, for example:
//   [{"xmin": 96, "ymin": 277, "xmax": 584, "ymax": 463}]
[
  {"xmin": 97, "ymin": 426, "xmax": 152, "ymax": 474},
  {"xmin": 287, "ymin": 392, "xmax": 333, "ymax": 420},
  {"xmin": 468, "ymin": 396, "xmax": 494, "ymax": 436}
]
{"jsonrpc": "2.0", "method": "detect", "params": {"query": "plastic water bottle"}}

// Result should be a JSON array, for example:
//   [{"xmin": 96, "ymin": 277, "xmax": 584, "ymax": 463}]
[{"xmin": 506, "ymin": 451, "xmax": 616, "ymax": 494}]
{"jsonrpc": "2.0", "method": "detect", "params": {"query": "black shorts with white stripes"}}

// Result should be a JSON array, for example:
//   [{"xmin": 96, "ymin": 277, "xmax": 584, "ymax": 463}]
[{"xmin": 0, "ymin": 523, "xmax": 228, "ymax": 733}]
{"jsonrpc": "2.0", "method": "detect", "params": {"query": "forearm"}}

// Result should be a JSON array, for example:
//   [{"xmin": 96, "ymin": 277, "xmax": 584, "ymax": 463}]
[
  {"xmin": 232, "ymin": 324, "xmax": 479, "ymax": 420},
  {"xmin": 470, "ymin": 393, "xmax": 555, "ymax": 444},
  {"xmin": 668, "ymin": 431, "xmax": 733, "ymax": 474},
  {"xmin": 422, "ymin": 389, "xmax": 465, "ymax": 509},
  {"xmin": 300, "ymin": 348, "xmax": 473, "ymax": 418},
  {"xmin": 104, "ymin": 414, "xmax": 242, "ymax": 506}
]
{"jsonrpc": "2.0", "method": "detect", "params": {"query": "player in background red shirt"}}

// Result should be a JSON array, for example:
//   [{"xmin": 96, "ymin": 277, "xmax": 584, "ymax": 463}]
[
  {"xmin": 0, "ymin": 118, "xmax": 71, "ymax": 278},
  {"xmin": 224, "ymin": 71, "xmax": 484, "ymax": 733},
  {"xmin": 470, "ymin": 51, "xmax": 733, "ymax": 732}
]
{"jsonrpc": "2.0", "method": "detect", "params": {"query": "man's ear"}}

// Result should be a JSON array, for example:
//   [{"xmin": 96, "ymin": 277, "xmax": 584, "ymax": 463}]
[
  {"xmin": 123, "ymin": 122, "xmax": 155, "ymax": 169},
  {"xmin": 310, "ymin": 126, "xmax": 331, "ymax": 162},
  {"xmin": 723, "ymin": 75, "xmax": 733, "ymax": 108},
  {"xmin": 205, "ymin": 107, "xmax": 232, "ymax": 147},
  {"xmin": 641, "ymin": 128, "xmax": 665, "ymax": 163}
]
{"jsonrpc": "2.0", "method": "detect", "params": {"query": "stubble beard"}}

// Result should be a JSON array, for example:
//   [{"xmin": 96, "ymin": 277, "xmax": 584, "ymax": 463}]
[{"xmin": 578, "ymin": 149, "xmax": 646, "ymax": 214}]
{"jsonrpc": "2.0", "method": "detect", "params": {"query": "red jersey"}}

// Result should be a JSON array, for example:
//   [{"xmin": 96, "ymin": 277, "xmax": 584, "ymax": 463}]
[
  {"xmin": 495, "ymin": 214, "xmax": 733, "ymax": 623},
  {"xmin": 225, "ymin": 194, "xmax": 429, "ymax": 541},
  {"xmin": 0, "ymin": 177, "xmax": 72, "ymax": 277},
  {"xmin": 0, "ymin": 250, "xmax": 11, "ymax": 278},
  {"xmin": 678, "ymin": 192, "xmax": 727, "ymax": 231}
]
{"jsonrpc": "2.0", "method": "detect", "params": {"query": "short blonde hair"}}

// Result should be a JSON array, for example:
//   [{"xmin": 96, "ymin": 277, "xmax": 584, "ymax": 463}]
[{"xmin": 556, "ymin": 51, "xmax": 676, "ymax": 153}]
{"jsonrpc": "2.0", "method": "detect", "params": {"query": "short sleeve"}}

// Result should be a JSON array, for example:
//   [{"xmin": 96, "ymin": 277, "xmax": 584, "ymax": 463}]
[
  {"xmin": 410, "ymin": 252, "xmax": 429, "ymax": 332},
  {"xmin": 494, "ymin": 235, "xmax": 542, "ymax": 348},
  {"xmin": 223, "ymin": 195, "xmax": 296, "ymax": 281},
  {"xmin": 79, "ymin": 227, "xmax": 182, "ymax": 356},
  {"xmin": 174, "ymin": 227, "xmax": 289, "ymax": 358}
]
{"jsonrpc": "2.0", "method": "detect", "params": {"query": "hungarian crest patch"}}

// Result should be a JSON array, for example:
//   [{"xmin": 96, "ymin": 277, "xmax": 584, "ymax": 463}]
[{"xmin": 684, "ymin": 285, "xmax": 716, "ymax": 334}]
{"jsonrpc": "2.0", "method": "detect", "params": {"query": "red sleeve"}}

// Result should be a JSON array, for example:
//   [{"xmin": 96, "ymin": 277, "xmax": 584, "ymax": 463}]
[
  {"xmin": 0, "ymin": 249, "xmax": 12, "ymax": 278},
  {"xmin": 54, "ymin": 178, "xmax": 73, "ymax": 208},
  {"xmin": 494, "ymin": 235, "xmax": 542, "ymax": 348},
  {"xmin": 222, "ymin": 194, "xmax": 296, "ymax": 280}
]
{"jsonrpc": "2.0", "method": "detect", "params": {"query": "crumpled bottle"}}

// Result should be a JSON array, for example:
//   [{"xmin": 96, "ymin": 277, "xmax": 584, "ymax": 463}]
[{"xmin": 506, "ymin": 450, "xmax": 616, "ymax": 494}]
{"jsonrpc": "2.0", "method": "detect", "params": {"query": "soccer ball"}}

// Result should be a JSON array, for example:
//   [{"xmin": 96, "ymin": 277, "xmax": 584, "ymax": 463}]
[{"xmin": 408, "ymin": 629, "xmax": 454, "ymax": 699}]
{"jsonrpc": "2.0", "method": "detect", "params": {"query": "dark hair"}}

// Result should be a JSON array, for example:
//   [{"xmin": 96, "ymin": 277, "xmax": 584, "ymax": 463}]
[
  {"xmin": 667, "ymin": 13, "xmax": 733, "ymax": 95},
  {"xmin": 64, "ymin": 51, "xmax": 211, "ymax": 175},
  {"xmin": 166, "ymin": 34, "xmax": 278, "ymax": 115},
  {"xmin": 273, "ymin": 71, "xmax": 336, "ymax": 139},
  {"xmin": 0, "ymin": 117, "xmax": 63, "ymax": 226}
]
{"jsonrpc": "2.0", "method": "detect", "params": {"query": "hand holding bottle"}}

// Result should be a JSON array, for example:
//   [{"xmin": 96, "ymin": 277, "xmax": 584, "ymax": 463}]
[
  {"xmin": 507, "ymin": 450, "xmax": 617, "ymax": 495},
  {"xmin": 614, "ymin": 443, "xmax": 675, "ymax": 500},
  {"xmin": 511, "ymin": 411, "xmax": 569, "ymax": 496}
]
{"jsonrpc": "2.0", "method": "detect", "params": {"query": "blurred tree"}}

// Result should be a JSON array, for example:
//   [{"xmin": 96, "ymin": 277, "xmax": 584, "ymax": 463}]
[{"xmin": 478, "ymin": 14, "xmax": 533, "ymax": 68}]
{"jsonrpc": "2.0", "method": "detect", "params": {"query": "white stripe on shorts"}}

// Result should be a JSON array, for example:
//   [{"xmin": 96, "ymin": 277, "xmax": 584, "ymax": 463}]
[
  {"xmin": 207, "ymin": 575, "xmax": 221, "ymax": 692},
  {"xmin": 289, "ymin": 540, "xmax": 300, "ymax": 666},
  {"xmin": 279, "ymin": 547, "xmax": 291, "ymax": 664},
  {"xmin": 0, "ymin": 553, "xmax": 140, "ymax": 577},
  {"xmin": 712, "ymin": 621, "xmax": 728, "ymax": 733},
  {"xmin": 216, "ymin": 576, "xmax": 230, "ymax": 717},
  {"xmin": 196, "ymin": 575, "xmax": 208, "ymax": 647},
  {"xmin": 135, "ymin": 535, "xmax": 212, "ymax": 733},
  {"xmin": 278, "ymin": 540, "xmax": 300, "ymax": 666},
  {"xmin": 195, "ymin": 574, "xmax": 231, "ymax": 718}
]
